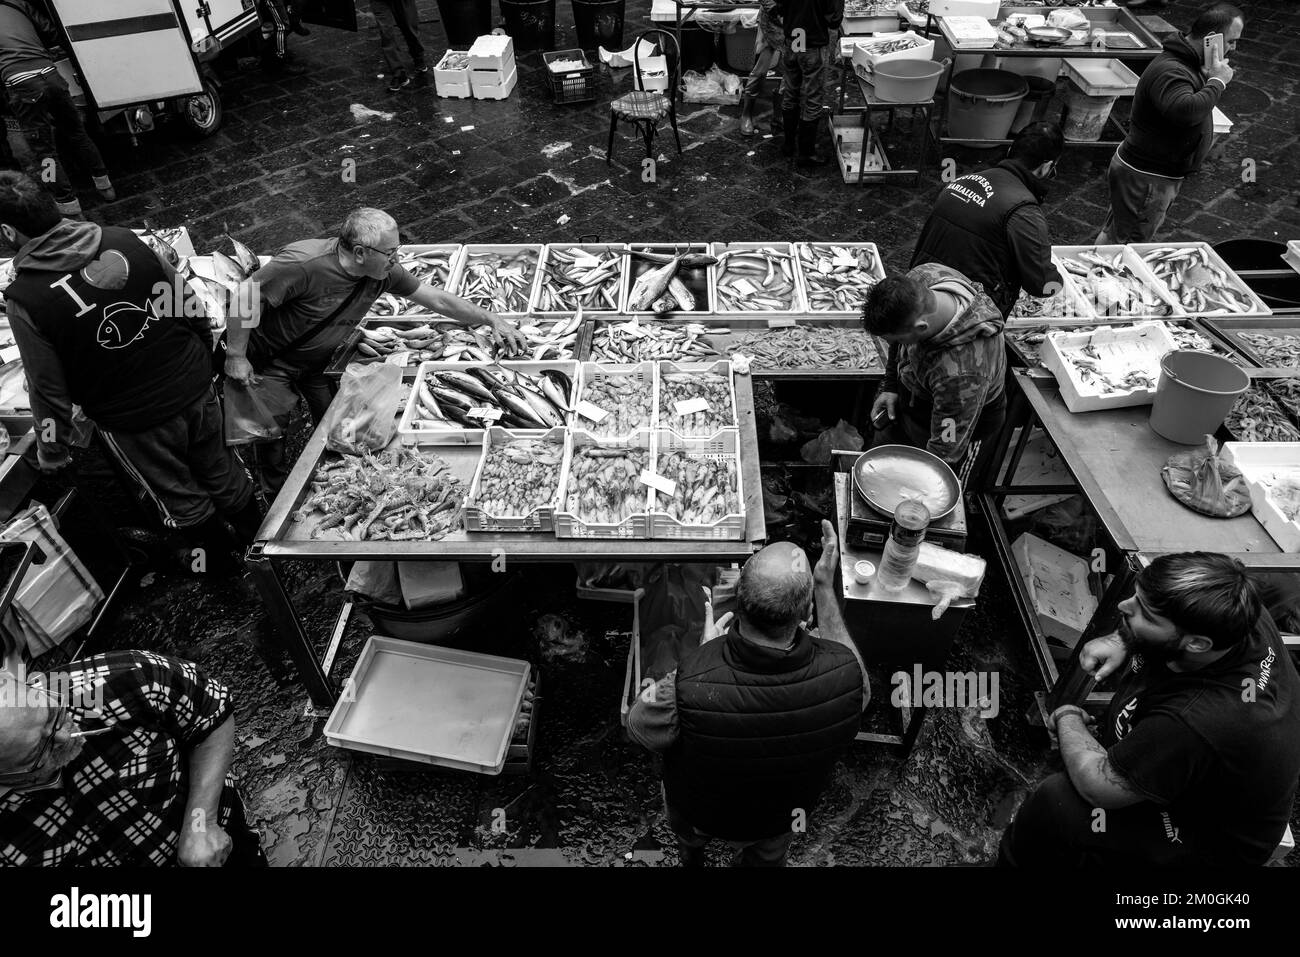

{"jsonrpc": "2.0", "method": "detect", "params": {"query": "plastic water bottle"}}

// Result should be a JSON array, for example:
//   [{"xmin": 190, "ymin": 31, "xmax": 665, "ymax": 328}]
[{"xmin": 875, "ymin": 500, "xmax": 931, "ymax": 593}]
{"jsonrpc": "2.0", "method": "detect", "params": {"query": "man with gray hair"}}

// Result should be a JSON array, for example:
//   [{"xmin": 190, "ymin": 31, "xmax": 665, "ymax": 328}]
[
  {"xmin": 628, "ymin": 520, "xmax": 868, "ymax": 866},
  {"xmin": 224, "ymin": 208, "xmax": 525, "ymax": 497}
]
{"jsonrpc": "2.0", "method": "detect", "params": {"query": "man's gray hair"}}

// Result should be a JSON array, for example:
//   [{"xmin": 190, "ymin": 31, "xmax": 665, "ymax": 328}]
[
  {"xmin": 339, "ymin": 207, "xmax": 397, "ymax": 250},
  {"xmin": 737, "ymin": 559, "xmax": 813, "ymax": 637}
]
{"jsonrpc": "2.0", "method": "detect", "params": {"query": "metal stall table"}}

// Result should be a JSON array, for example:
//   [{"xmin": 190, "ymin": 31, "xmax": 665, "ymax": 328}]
[
  {"xmin": 249, "ymin": 375, "xmax": 768, "ymax": 711},
  {"xmin": 832, "ymin": 67, "xmax": 934, "ymax": 186}
]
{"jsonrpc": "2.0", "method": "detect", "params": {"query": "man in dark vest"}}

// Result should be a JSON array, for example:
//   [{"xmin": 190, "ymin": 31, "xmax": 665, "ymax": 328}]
[
  {"xmin": 628, "ymin": 520, "xmax": 868, "ymax": 866},
  {"xmin": 911, "ymin": 122, "xmax": 1064, "ymax": 318},
  {"xmin": 0, "ymin": 172, "xmax": 259, "ymax": 575}
]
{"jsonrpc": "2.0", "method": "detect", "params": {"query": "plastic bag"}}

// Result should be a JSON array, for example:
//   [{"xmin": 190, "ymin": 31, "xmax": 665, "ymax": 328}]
[
  {"xmin": 575, "ymin": 562, "xmax": 653, "ymax": 591},
  {"xmin": 637, "ymin": 563, "xmax": 725, "ymax": 679},
  {"xmin": 681, "ymin": 65, "xmax": 741, "ymax": 104},
  {"xmin": 223, "ymin": 378, "xmax": 298, "ymax": 446},
  {"xmin": 1160, "ymin": 435, "xmax": 1251, "ymax": 518},
  {"xmin": 324, "ymin": 362, "xmax": 402, "ymax": 455},
  {"xmin": 345, "ymin": 560, "xmax": 402, "ymax": 605},
  {"xmin": 800, "ymin": 419, "xmax": 864, "ymax": 465}
]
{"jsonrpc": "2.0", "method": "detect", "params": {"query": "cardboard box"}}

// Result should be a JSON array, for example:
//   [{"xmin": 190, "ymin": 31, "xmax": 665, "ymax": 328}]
[{"xmin": 1012, "ymin": 532, "xmax": 1098, "ymax": 647}]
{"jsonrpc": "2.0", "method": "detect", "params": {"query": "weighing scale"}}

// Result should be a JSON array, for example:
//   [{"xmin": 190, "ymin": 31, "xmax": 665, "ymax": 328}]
[{"xmin": 846, "ymin": 482, "xmax": 968, "ymax": 552}]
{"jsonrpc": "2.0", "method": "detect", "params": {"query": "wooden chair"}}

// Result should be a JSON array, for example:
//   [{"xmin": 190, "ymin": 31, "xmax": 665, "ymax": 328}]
[{"xmin": 606, "ymin": 29, "xmax": 682, "ymax": 166}]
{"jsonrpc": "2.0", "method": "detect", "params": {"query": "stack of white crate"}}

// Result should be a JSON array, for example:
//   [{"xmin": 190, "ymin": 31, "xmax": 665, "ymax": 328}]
[{"xmin": 468, "ymin": 34, "xmax": 517, "ymax": 100}]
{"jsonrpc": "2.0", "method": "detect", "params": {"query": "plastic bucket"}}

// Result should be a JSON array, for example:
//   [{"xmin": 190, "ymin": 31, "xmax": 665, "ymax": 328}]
[
  {"xmin": 1062, "ymin": 87, "xmax": 1116, "ymax": 142},
  {"xmin": 436, "ymin": 0, "xmax": 493, "ymax": 46},
  {"xmin": 1010, "ymin": 75, "xmax": 1056, "ymax": 133},
  {"xmin": 723, "ymin": 24, "xmax": 757, "ymax": 73},
  {"xmin": 873, "ymin": 58, "xmax": 945, "ymax": 102},
  {"xmin": 946, "ymin": 69, "xmax": 1028, "ymax": 144},
  {"xmin": 999, "ymin": 56, "xmax": 1060, "ymax": 83},
  {"xmin": 1213, "ymin": 239, "xmax": 1300, "ymax": 309},
  {"xmin": 499, "ymin": 0, "xmax": 556, "ymax": 52},
  {"xmin": 1149, "ymin": 350, "xmax": 1250, "ymax": 445},
  {"xmin": 571, "ymin": 0, "xmax": 624, "ymax": 51}
]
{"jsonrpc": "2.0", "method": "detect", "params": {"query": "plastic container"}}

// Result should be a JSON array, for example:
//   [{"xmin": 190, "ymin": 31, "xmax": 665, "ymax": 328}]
[
  {"xmin": 946, "ymin": 69, "xmax": 1028, "ymax": 144},
  {"xmin": 571, "ymin": 0, "xmax": 624, "ymax": 51},
  {"xmin": 543, "ymin": 49, "xmax": 595, "ymax": 104},
  {"xmin": 1063, "ymin": 58, "xmax": 1138, "ymax": 97},
  {"xmin": 723, "ymin": 25, "xmax": 757, "ymax": 74},
  {"xmin": 435, "ymin": 0, "xmax": 493, "ymax": 45},
  {"xmin": 875, "ymin": 500, "xmax": 931, "ymax": 593},
  {"xmin": 1149, "ymin": 350, "xmax": 1251, "ymax": 445},
  {"xmin": 655, "ymin": 359, "xmax": 738, "ymax": 439},
  {"xmin": 852, "ymin": 560, "xmax": 877, "ymax": 585},
  {"xmin": 499, "ymin": 0, "xmax": 557, "ymax": 52},
  {"xmin": 464, "ymin": 426, "xmax": 569, "ymax": 531},
  {"xmin": 555, "ymin": 430, "xmax": 653, "ymax": 539},
  {"xmin": 872, "ymin": 58, "xmax": 945, "ymax": 102},
  {"xmin": 649, "ymin": 430, "xmax": 745, "ymax": 541},
  {"xmin": 1010, "ymin": 75, "xmax": 1056, "ymax": 134},
  {"xmin": 1062, "ymin": 87, "xmax": 1116, "ymax": 142}
]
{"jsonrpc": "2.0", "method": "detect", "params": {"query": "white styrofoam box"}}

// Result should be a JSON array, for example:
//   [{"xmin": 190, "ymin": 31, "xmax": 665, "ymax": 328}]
[
  {"xmin": 471, "ymin": 64, "xmax": 518, "ymax": 100},
  {"xmin": 1129, "ymin": 242, "xmax": 1272, "ymax": 317},
  {"xmin": 941, "ymin": 14, "xmax": 1000, "ymax": 48},
  {"xmin": 1041, "ymin": 320, "xmax": 1178, "ymax": 413},
  {"xmin": 843, "ymin": 14, "xmax": 903, "ymax": 36},
  {"xmin": 1012, "ymin": 532, "xmax": 1098, "ymax": 647},
  {"xmin": 1213, "ymin": 106, "xmax": 1233, "ymax": 135},
  {"xmin": 931, "ymin": 0, "xmax": 999, "ymax": 16},
  {"xmin": 434, "ymin": 50, "xmax": 472, "ymax": 98},
  {"xmin": 468, "ymin": 33, "xmax": 515, "ymax": 71},
  {"xmin": 849, "ymin": 31, "xmax": 937, "ymax": 79},
  {"xmin": 1000, "ymin": 429, "xmax": 1077, "ymax": 520},
  {"xmin": 1053, "ymin": 244, "xmax": 1185, "ymax": 320},
  {"xmin": 1221, "ymin": 442, "xmax": 1300, "ymax": 553},
  {"xmin": 1063, "ymin": 58, "xmax": 1139, "ymax": 97},
  {"xmin": 1285, "ymin": 240, "xmax": 1300, "ymax": 276}
]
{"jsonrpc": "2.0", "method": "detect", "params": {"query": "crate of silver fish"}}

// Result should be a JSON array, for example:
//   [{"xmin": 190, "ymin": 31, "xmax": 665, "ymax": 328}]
[
  {"xmin": 1129, "ymin": 242, "xmax": 1272, "ymax": 318},
  {"xmin": 400, "ymin": 360, "xmax": 578, "ymax": 446},
  {"xmin": 648, "ymin": 429, "xmax": 746, "ymax": 541},
  {"xmin": 794, "ymin": 242, "xmax": 885, "ymax": 315},
  {"xmin": 555, "ymin": 430, "xmax": 654, "ymax": 540},
  {"xmin": 450, "ymin": 244, "xmax": 545, "ymax": 316},
  {"xmin": 532, "ymin": 244, "xmax": 628, "ymax": 315},
  {"xmin": 623, "ymin": 243, "xmax": 717, "ymax": 316},
  {"xmin": 464, "ymin": 427, "xmax": 569, "ymax": 533},
  {"xmin": 1039, "ymin": 320, "xmax": 1179, "ymax": 413},
  {"xmin": 711, "ymin": 243, "xmax": 806, "ymax": 315},
  {"xmin": 1052, "ymin": 244, "xmax": 1184, "ymax": 322}
]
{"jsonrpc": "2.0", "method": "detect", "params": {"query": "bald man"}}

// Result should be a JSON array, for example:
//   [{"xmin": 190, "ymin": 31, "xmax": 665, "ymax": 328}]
[{"xmin": 629, "ymin": 520, "xmax": 868, "ymax": 866}]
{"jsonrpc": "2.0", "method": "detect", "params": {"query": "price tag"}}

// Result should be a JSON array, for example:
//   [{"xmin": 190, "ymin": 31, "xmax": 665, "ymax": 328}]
[
  {"xmin": 731, "ymin": 277, "xmax": 758, "ymax": 297},
  {"xmin": 575, "ymin": 400, "xmax": 609, "ymax": 423},
  {"xmin": 623, "ymin": 322, "xmax": 649, "ymax": 339},
  {"xmin": 818, "ymin": 260, "xmax": 834, "ymax": 275},
  {"xmin": 384, "ymin": 350, "xmax": 410, "ymax": 366},
  {"xmin": 467, "ymin": 407, "xmax": 502, "ymax": 422},
  {"xmin": 639, "ymin": 470, "xmax": 677, "ymax": 497},
  {"xmin": 674, "ymin": 397, "xmax": 710, "ymax": 417},
  {"xmin": 498, "ymin": 266, "xmax": 524, "ymax": 279},
  {"xmin": 0, "ymin": 345, "xmax": 20, "ymax": 365},
  {"xmin": 833, "ymin": 254, "xmax": 858, "ymax": 268},
  {"xmin": 574, "ymin": 253, "xmax": 601, "ymax": 270},
  {"xmin": 766, "ymin": 317, "xmax": 797, "ymax": 329}
]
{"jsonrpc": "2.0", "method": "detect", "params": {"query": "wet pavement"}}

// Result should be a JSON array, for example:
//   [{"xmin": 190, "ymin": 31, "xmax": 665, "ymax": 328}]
[{"xmin": 64, "ymin": 0, "xmax": 1300, "ymax": 865}]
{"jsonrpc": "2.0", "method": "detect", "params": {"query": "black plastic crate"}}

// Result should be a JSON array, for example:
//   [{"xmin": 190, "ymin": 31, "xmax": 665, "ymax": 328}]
[{"xmin": 543, "ymin": 50, "xmax": 595, "ymax": 105}]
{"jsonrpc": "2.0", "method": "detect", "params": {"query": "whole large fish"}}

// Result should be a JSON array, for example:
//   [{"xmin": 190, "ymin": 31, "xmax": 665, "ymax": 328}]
[{"xmin": 628, "ymin": 256, "xmax": 682, "ymax": 311}]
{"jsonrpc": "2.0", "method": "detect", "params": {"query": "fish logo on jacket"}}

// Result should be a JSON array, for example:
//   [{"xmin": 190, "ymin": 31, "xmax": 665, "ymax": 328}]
[{"xmin": 97, "ymin": 300, "xmax": 159, "ymax": 350}]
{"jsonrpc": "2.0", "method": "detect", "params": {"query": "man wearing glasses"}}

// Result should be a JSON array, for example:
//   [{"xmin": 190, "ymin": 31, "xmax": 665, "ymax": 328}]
[
  {"xmin": 0, "ymin": 652, "xmax": 265, "ymax": 866},
  {"xmin": 224, "ymin": 207, "xmax": 526, "ymax": 497}
]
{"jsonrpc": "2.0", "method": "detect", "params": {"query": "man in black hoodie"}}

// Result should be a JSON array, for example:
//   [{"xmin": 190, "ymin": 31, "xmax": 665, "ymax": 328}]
[
  {"xmin": 772, "ymin": 0, "xmax": 842, "ymax": 167},
  {"xmin": 911, "ymin": 122, "xmax": 1064, "ymax": 318},
  {"xmin": 1096, "ymin": 4, "xmax": 1242, "ymax": 244},
  {"xmin": 0, "ymin": 172, "xmax": 259, "ymax": 575}
]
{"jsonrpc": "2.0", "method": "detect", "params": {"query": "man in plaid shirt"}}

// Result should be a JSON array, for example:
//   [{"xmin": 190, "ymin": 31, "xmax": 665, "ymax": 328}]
[{"xmin": 0, "ymin": 651, "xmax": 264, "ymax": 866}]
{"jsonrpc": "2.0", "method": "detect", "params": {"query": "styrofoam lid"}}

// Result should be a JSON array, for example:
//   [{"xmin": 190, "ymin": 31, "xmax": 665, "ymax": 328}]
[{"xmin": 469, "ymin": 34, "xmax": 512, "ymax": 56}]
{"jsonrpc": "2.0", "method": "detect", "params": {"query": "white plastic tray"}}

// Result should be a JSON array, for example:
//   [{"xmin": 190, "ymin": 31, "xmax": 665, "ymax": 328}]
[
  {"xmin": 1041, "ymin": 320, "xmax": 1177, "ymax": 413},
  {"xmin": 1221, "ymin": 442, "xmax": 1300, "ymax": 553}
]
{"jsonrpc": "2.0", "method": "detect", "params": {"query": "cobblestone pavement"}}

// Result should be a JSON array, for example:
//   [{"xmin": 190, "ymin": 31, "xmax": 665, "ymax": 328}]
[{"xmin": 77, "ymin": 0, "xmax": 1300, "ymax": 866}]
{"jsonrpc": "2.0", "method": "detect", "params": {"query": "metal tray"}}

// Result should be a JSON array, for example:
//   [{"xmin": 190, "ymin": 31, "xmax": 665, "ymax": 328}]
[
  {"xmin": 852, "ymin": 444, "xmax": 960, "ymax": 520},
  {"xmin": 324, "ymin": 636, "xmax": 530, "ymax": 775}
]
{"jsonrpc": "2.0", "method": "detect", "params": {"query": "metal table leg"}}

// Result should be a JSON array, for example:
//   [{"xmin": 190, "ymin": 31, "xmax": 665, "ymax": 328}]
[{"xmin": 247, "ymin": 543, "xmax": 336, "ymax": 709}]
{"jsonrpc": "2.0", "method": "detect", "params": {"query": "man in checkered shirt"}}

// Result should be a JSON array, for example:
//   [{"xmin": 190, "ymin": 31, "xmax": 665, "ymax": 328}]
[{"xmin": 0, "ymin": 651, "xmax": 264, "ymax": 866}]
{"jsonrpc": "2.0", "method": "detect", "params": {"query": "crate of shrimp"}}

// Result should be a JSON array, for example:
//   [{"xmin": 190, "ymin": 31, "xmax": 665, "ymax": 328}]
[
  {"xmin": 543, "ymin": 49, "xmax": 595, "ymax": 104},
  {"xmin": 794, "ymin": 242, "xmax": 885, "ymax": 314},
  {"xmin": 532, "ymin": 243, "xmax": 627, "ymax": 314},
  {"xmin": 554, "ymin": 430, "xmax": 653, "ymax": 540},
  {"xmin": 711, "ymin": 243, "xmax": 806, "ymax": 314},
  {"xmin": 655, "ymin": 360, "xmax": 738, "ymax": 446},
  {"xmin": 1130, "ymin": 242, "xmax": 1271, "ymax": 317},
  {"xmin": 464, "ymin": 426, "xmax": 570, "ymax": 532},
  {"xmin": 648, "ymin": 429, "xmax": 746, "ymax": 541},
  {"xmin": 1041, "ymin": 321, "xmax": 1178, "ymax": 413},
  {"xmin": 573, "ymin": 361, "xmax": 658, "ymax": 441},
  {"xmin": 450, "ymin": 244, "xmax": 544, "ymax": 316}
]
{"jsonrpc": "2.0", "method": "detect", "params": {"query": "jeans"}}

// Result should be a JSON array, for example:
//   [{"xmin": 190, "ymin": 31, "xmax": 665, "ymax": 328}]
[
  {"xmin": 7, "ymin": 71, "xmax": 107, "ymax": 204},
  {"xmin": 665, "ymin": 791, "xmax": 796, "ymax": 867},
  {"xmin": 1097, "ymin": 152, "xmax": 1183, "ymax": 244},
  {"xmin": 246, "ymin": 361, "xmax": 336, "ymax": 501},
  {"xmin": 779, "ymin": 46, "xmax": 829, "ymax": 121},
  {"xmin": 370, "ymin": 0, "xmax": 426, "ymax": 74},
  {"xmin": 743, "ymin": 30, "xmax": 783, "ymax": 99}
]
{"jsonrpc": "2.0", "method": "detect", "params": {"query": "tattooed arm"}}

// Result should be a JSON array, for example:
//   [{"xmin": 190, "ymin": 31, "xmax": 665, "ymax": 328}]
[{"xmin": 1054, "ymin": 710, "xmax": 1146, "ymax": 810}]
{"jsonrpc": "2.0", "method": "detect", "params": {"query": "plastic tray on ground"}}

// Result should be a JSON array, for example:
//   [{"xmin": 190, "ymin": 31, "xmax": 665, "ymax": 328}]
[
  {"xmin": 623, "ymin": 243, "xmax": 717, "ymax": 315},
  {"xmin": 555, "ymin": 429, "xmax": 653, "ymax": 540},
  {"xmin": 399, "ymin": 359, "xmax": 578, "ymax": 445},
  {"xmin": 655, "ymin": 359, "xmax": 738, "ymax": 439},
  {"xmin": 710, "ymin": 242, "xmax": 807, "ymax": 314},
  {"xmin": 1053, "ymin": 244, "xmax": 1185, "ymax": 320},
  {"xmin": 1040, "ymin": 320, "xmax": 1178, "ymax": 413},
  {"xmin": 1011, "ymin": 533, "xmax": 1098, "ymax": 649},
  {"xmin": 1129, "ymin": 242, "xmax": 1272, "ymax": 317},
  {"xmin": 464, "ymin": 426, "xmax": 570, "ymax": 533},
  {"xmin": 574, "ymin": 361, "xmax": 658, "ymax": 440},
  {"xmin": 1221, "ymin": 442, "xmax": 1300, "ymax": 553},
  {"xmin": 324, "ymin": 636, "xmax": 530, "ymax": 775},
  {"xmin": 648, "ymin": 429, "xmax": 746, "ymax": 541},
  {"xmin": 532, "ymin": 243, "xmax": 628, "ymax": 315}
]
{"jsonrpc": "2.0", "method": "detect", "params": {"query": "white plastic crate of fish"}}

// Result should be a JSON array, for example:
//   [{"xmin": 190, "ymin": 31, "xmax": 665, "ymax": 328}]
[
  {"xmin": 588, "ymin": 319, "xmax": 723, "ymax": 362},
  {"xmin": 450, "ymin": 244, "xmax": 544, "ymax": 315},
  {"xmin": 573, "ymin": 361, "xmax": 657, "ymax": 440},
  {"xmin": 1009, "ymin": 263, "xmax": 1092, "ymax": 320},
  {"xmin": 465, "ymin": 427, "xmax": 570, "ymax": 532},
  {"xmin": 710, "ymin": 243, "xmax": 806, "ymax": 314},
  {"xmin": 399, "ymin": 360, "xmax": 577, "ymax": 445},
  {"xmin": 1053, "ymin": 245, "xmax": 1183, "ymax": 321},
  {"xmin": 369, "ymin": 245, "xmax": 464, "ymax": 319},
  {"xmin": 648, "ymin": 429, "xmax": 745, "ymax": 541},
  {"xmin": 795, "ymin": 242, "xmax": 885, "ymax": 314},
  {"xmin": 1131, "ymin": 242, "xmax": 1271, "ymax": 317},
  {"xmin": 555, "ymin": 429, "xmax": 653, "ymax": 539},
  {"xmin": 623, "ymin": 244, "xmax": 717, "ymax": 315},
  {"xmin": 532, "ymin": 244, "xmax": 627, "ymax": 314},
  {"xmin": 1221, "ymin": 442, "xmax": 1300, "ymax": 552},
  {"xmin": 1007, "ymin": 319, "xmax": 1243, "ymax": 371},
  {"xmin": 1041, "ymin": 321, "xmax": 1179, "ymax": 413},
  {"xmin": 655, "ymin": 360, "xmax": 739, "ymax": 439}
]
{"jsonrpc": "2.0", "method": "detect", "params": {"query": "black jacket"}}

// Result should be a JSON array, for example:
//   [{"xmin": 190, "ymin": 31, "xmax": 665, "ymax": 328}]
[
  {"xmin": 773, "ymin": 0, "xmax": 842, "ymax": 49},
  {"xmin": 1118, "ymin": 33, "xmax": 1224, "ymax": 178},
  {"xmin": 911, "ymin": 158, "xmax": 1061, "ymax": 317},
  {"xmin": 0, "ymin": 0, "xmax": 57, "ymax": 86}
]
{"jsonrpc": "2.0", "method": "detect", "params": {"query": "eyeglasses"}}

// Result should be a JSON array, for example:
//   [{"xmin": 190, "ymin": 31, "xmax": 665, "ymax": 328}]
[
  {"xmin": 359, "ymin": 244, "xmax": 401, "ymax": 264},
  {"xmin": 0, "ymin": 677, "xmax": 111, "ymax": 786}
]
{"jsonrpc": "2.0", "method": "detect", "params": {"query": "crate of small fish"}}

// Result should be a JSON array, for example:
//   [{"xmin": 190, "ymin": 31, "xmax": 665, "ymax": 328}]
[
  {"xmin": 573, "ymin": 362, "xmax": 657, "ymax": 440},
  {"xmin": 399, "ymin": 361, "xmax": 577, "ymax": 445},
  {"xmin": 1006, "ymin": 319, "xmax": 1246, "ymax": 372},
  {"xmin": 723, "ymin": 320, "xmax": 886, "ymax": 375},
  {"xmin": 587, "ymin": 319, "xmax": 722, "ymax": 362},
  {"xmin": 1225, "ymin": 382, "xmax": 1300, "ymax": 443},
  {"xmin": 554, "ymin": 430, "xmax": 653, "ymax": 539},
  {"xmin": 711, "ymin": 243, "xmax": 806, "ymax": 314},
  {"xmin": 464, "ymin": 427, "xmax": 570, "ymax": 532},
  {"xmin": 543, "ymin": 49, "xmax": 596, "ymax": 105},
  {"xmin": 795, "ymin": 243, "xmax": 886, "ymax": 314},
  {"xmin": 533, "ymin": 244, "xmax": 626, "ymax": 314},
  {"xmin": 1041, "ymin": 321, "xmax": 1179, "ymax": 413},
  {"xmin": 623, "ymin": 244, "xmax": 717, "ymax": 315},
  {"xmin": 1008, "ymin": 272, "xmax": 1092, "ymax": 320},
  {"xmin": 1131, "ymin": 243, "xmax": 1269, "ymax": 317},
  {"xmin": 648, "ymin": 430, "xmax": 746, "ymax": 541},
  {"xmin": 369, "ymin": 245, "xmax": 463, "ymax": 319},
  {"xmin": 1054, "ymin": 245, "xmax": 1183, "ymax": 321},
  {"xmin": 451, "ymin": 244, "xmax": 544, "ymax": 315},
  {"xmin": 655, "ymin": 360, "xmax": 739, "ymax": 444},
  {"xmin": 1208, "ymin": 319, "xmax": 1300, "ymax": 372}
]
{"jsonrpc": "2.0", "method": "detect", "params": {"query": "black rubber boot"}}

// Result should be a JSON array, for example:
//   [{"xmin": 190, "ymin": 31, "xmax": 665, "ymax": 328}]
[
  {"xmin": 177, "ymin": 514, "xmax": 243, "ymax": 577},
  {"xmin": 225, "ymin": 496, "xmax": 266, "ymax": 549},
  {"xmin": 781, "ymin": 108, "xmax": 799, "ymax": 157},
  {"xmin": 739, "ymin": 95, "xmax": 756, "ymax": 136},
  {"xmin": 770, "ymin": 89, "xmax": 784, "ymax": 134},
  {"xmin": 796, "ymin": 117, "xmax": 830, "ymax": 167}
]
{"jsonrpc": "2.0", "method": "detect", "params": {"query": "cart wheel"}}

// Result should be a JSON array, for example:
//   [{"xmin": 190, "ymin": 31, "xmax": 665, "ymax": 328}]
[{"xmin": 179, "ymin": 78, "xmax": 223, "ymax": 138}]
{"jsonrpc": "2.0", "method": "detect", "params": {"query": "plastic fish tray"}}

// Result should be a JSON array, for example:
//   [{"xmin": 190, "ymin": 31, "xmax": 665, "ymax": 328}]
[
  {"xmin": 1053, "ymin": 244, "xmax": 1184, "ymax": 321},
  {"xmin": 554, "ymin": 429, "xmax": 653, "ymax": 540},
  {"xmin": 1221, "ymin": 442, "xmax": 1300, "ymax": 553},
  {"xmin": 573, "ymin": 361, "xmax": 658, "ymax": 441},
  {"xmin": 1129, "ymin": 242, "xmax": 1271, "ymax": 317},
  {"xmin": 655, "ymin": 360, "xmax": 738, "ymax": 440},
  {"xmin": 324, "ymin": 636, "xmax": 529, "ymax": 775},
  {"xmin": 449, "ymin": 244, "xmax": 544, "ymax": 316},
  {"xmin": 398, "ymin": 360, "xmax": 577, "ymax": 445},
  {"xmin": 648, "ymin": 429, "xmax": 746, "ymax": 540},
  {"xmin": 1011, "ymin": 533, "xmax": 1097, "ymax": 648},
  {"xmin": 710, "ymin": 242, "xmax": 807, "ymax": 315},
  {"xmin": 367, "ymin": 245, "xmax": 464, "ymax": 318},
  {"xmin": 1040, "ymin": 320, "xmax": 1178, "ymax": 412},
  {"xmin": 326, "ymin": 317, "xmax": 459, "ymax": 380},
  {"xmin": 623, "ymin": 243, "xmax": 717, "ymax": 316},
  {"xmin": 464, "ymin": 426, "xmax": 570, "ymax": 533},
  {"xmin": 1008, "ymin": 259, "xmax": 1094, "ymax": 320},
  {"xmin": 532, "ymin": 243, "xmax": 628, "ymax": 315},
  {"xmin": 794, "ymin": 242, "xmax": 886, "ymax": 315}
]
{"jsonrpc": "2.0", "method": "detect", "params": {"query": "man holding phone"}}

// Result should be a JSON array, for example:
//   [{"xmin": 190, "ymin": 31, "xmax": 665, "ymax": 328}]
[{"xmin": 1096, "ymin": 4, "xmax": 1243, "ymax": 244}]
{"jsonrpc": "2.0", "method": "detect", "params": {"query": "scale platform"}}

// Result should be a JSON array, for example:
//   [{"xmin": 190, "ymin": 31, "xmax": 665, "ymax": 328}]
[{"xmin": 847, "ymin": 484, "xmax": 968, "ymax": 552}]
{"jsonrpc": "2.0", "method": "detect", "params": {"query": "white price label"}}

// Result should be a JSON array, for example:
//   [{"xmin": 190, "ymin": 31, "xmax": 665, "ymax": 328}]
[
  {"xmin": 498, "ymin": 266, "xmax": 524, "ymax": 279},
  {"xmin": 766, "ymin": 317, "xmax": 797, "ymax": 328},
  {"xmin": 833, "ymin": 254, "xmax": 858, "ymax": 268},
  {"xmin": 575, "ymin": 400, "xmax": 609, "ymax": 423},
  {"xmin": 0, "ymin": 345, "xmax": 20, "ymax": 365},
  {"xmin": 384, "ymin": 350, "xmax": 411, "ymax": 366},
  {"xmin": 818, "ymin": 260, "xmax": 834, "ymax": 275},
  {"xmin": 638, "ymin": 470, "xmax": 677, "ymax": 497},
  {"xmin": 574, "ymin": 253, "xmax": 601, "ymax": 270},
  {"xmin": 467, "ymin": 407, "xmax": 502, "ymax": 422},
  {"xmin": 731, "ymin": 277, "xmax": 759, "ymax": 297},
  {"xmin": 674, "ymin": 397, "xmax": 710, "ymax": 417}
]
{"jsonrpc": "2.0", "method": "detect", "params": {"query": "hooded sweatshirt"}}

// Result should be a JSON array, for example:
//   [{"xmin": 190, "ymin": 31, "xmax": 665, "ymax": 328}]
[
  {"xmin": 882, "ymin": 262, "xmax": 1006, "ymax": 465},
  {"xmin": 4, "ymin": 221, "xmax": 211, "ymax": 461}
]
